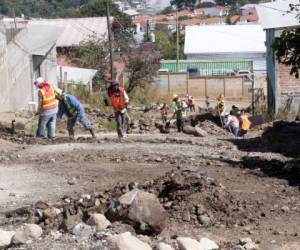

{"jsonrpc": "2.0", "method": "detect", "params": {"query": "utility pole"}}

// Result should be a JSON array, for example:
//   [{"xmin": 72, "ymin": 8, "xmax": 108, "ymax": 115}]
[
  {"xmin": 106, "ymin": 0, "xmax": 114, "ymax": 80},
  {"xmin": 176, "ymin": 9, "xmax": 179, "ymax": 72}
]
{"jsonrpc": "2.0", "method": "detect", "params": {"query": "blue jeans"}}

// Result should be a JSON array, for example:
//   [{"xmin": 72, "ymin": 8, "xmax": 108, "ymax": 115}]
[
  {"xmin": 67, "ymin": 113, "xmax": 92, "ymax": 136},
  {"xmin": 230, "ymin": 125, "xmax": 239, "ymax": 137},
  {"xmin": 37, "ymin": 114, "xmax": 57, "ymax": 139}
]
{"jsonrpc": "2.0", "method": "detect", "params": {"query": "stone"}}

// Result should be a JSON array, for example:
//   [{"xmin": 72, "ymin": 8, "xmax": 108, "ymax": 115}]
[
  {"xmin": 158, "ymin": 242, "xmax": 175, "ymax": 250},
  {"xmin": 177, "ymin": 237, "xmax": 202, "ymax": 250},
  {"xmin": 281, "ymin": 206, "xmax": 290, "ymax": 212},
  {"xmin": 61, "ymin": 209, "xmax": 83, "ymax": 232},
  {"xmin": 108, "ymin": 232, "xmax": 152, "ymax": 250},
  {"xmin": 13, "ymin": 224, "xmax": 43, "ymax": 244},
  {"xmin": 72, "ymin": 222, "xmax": 96, "ymax": 237},
  {"xmin": 199, "ymin": 215, "xmax": 211, "ymax": 227},
  {"xmin": 43, "ymin": 207, "xmax": 60, "ymax": 220},
  {"xmin": 87, "ymin": 213, "xmax": 111, "ymax": 231},
  {"xmin": 244, "ymin": 242, "xmax": 259, "ymax": 250},
  {"xmin": 116, "ymin": 189, "xmax": 167, "ymax": 234},
  {"xmin": 0, "ymin": 230, "xmax": 15, "ymax": 249},
  {"xmin": 199, "ymin": 237, "xmax": 219, "ymax": 250},
  {"xmin": 183, "ymin": 126, "xmax": 207, "ymax": 137}
]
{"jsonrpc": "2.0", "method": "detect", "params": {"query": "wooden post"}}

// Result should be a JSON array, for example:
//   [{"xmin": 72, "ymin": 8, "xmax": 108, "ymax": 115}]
[
  {"xmin": 167, "ymin": 72, "xmax": 170, "ymax": 94},
  {"xmin": 63, "ymin": 72, "xmax": 68, "ymax": 92},
  {"xmin": 223, "ymin": 77, "xmax": 226, "ymax": 97},
  {"xmin": 205, "ymin": 78, "xmax": 207, "ymax": 97},
  {"xmin": 59, "ymin": 66, "xmax": 63, "ymax": 89},
  {"xmin": 88, "ymin": 81, "xmax": 93, "ymax": 93},
  {"xmin": 186, "ymin": 72, "xmax": 189, "ymax": 94}
]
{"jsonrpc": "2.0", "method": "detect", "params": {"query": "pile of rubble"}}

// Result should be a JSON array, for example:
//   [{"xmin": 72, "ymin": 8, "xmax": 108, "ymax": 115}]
[{"xmin": 0, "ymin": 167, "xmax": 266, "ymax": 249}]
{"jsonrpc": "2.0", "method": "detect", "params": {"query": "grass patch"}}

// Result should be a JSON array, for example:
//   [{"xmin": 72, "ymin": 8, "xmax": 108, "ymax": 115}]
[{"xmin": 102, "ymin": 120, "xmax": 116, "ymax": 131}]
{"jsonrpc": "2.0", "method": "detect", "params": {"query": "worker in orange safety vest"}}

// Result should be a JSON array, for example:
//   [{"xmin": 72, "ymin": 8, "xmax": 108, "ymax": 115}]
[
  {"xmin": 34, "ymin": 77, "xmax": 58, "ymax": 139},
  {"xmin": 108, "ymin": 80, "xmax": 129, "ymax": 140}
]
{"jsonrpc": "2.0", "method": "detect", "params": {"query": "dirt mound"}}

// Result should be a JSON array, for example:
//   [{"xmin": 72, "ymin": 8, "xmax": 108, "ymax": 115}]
[
  {"xmin": 197, "ymin": 120, "xmax": 229, "ymax": 136},
  {"xmin": 262, "ymin": 120, "xmax": 300, "ymax": 156}
]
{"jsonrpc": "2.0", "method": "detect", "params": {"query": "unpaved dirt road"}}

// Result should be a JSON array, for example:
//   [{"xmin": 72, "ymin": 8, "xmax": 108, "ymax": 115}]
[{"xmin": 0, "ymin": 132, "xmax": 299, "ymax": 249}]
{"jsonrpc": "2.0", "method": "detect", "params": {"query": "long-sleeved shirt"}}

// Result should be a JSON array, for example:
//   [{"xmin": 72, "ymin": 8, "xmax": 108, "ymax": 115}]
[{"xmin": 57, "ymin": 94, "xmax": 84, "ymax": 121}]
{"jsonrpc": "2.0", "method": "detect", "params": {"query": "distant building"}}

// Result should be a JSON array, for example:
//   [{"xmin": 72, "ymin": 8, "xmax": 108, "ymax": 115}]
[
  {"xmin": 184, "ymin": 25, "xmax": 266, "ymax": 76},
  {"xmin": 240, "ymin": 4, "xmax": 257, "ymax": 16},
  {"xmin": 203, "ymin": 6, "xmax": 229, "ymax": 17},
  {"xmin": 256, "ymin": 0, "xmax": 300, "ymax": 114},
  {"xmin": 0, "ymin": 23, "xmax": 62, "ymax": 112},
  {"xmin": 29, "ymin": 17, "xmax": 109, "ymax": 48}
]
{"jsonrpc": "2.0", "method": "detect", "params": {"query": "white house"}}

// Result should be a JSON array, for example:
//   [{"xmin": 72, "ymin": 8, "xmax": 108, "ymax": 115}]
[
  {"xmin": 0, "ymin": 23, "xmax": 62, "ymax": 112},
  {"xmin": 256, "ymin": 0, "xmax": 300, "ymax": 114},
  {"xmin": 184, "ymin": 25, "xmax": 266, "ymax": 76}
]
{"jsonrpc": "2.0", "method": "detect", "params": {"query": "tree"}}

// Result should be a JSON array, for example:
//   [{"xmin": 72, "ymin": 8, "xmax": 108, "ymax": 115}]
[
  {"xmin": 155, "ymin": 31, "xmax": 185, "ymax": 60},
  {"xmin": 125, "ymin": 45, "xmax": 160, "ymax": 93},
  {"xmin": 272, "ymin": 3, "xmax": 300, "ymax": 78},
  {"xmin": 170, "ymin": 0, "xmax": 197, "ymax": 9},
  {"xmin": 66, "ymin": 35, "xmax": 109, "ymax": 88}
]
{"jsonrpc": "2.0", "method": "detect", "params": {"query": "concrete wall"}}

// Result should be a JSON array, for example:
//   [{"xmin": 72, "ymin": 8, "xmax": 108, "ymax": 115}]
[{"xmin": 157, "ymin": 73, "xmax": 248, "ymax": 100}]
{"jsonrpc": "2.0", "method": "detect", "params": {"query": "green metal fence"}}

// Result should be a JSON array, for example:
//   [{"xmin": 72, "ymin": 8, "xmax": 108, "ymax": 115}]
[{"xmin": 160, "ymin": 60, "xmax": 253, "ymax": 76}]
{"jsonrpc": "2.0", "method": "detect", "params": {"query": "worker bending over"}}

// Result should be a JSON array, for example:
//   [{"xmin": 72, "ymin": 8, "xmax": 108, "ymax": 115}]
[
  {"xmin": 34, "ymin": 77, "xmax": 58, "ymax": 140},
  {"xmin": 224, "ymin": 112, "xmax": 239, "ymax": 137},
  {"xmin": 173, "ymin": 94, "xmax": 187, "ymax": 132},
  {"xmin": 237, "ymin": 111, "xmax": 251, "ymax": 137},
  {"xmin": 56, "ymin": 90, "xmax": 95, "ymax": 138},
  {"xmin": 159, "ymin": 103, "xmax": 169, "ymax": 123},
  {"xmin": 108, "ymin": 80, "xmax": 129, "ymax": 140}
]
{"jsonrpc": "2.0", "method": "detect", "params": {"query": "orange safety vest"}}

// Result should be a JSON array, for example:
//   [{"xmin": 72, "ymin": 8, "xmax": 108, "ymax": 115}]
[
  {"xmin": 39, "ymin": 85, "xmax": 57, "ymax": 111},
  {"xmin": 111, "ymin": 87, "xmax": 125, "ymax": 110},
  {"xmin": 241, "ymin": 115, "xmax": 251, "ymax": 131}
]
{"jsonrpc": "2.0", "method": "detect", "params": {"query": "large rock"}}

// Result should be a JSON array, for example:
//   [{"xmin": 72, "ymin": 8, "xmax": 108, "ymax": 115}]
[
  {"xmin": 177, "ymin": 237, "xmax": 202, "ymax": 250},
  {"xmin": 108, "ymin": 232, "xmax": 152, "ymax": 250},
  {"xmin": 113, "ymin": 189, "xmax": 167, "ymax": 234},
  {"xmin": 183, "ymin": 126, "xmax": 207, "ymax": 137},
  {"xmin": 199, "ymin": 237, "xmax": 219, "ymax": 250},
  {"xmin": 158, "ymin": 242, "xmax": 175, "ymax": 250},
  {"xmin": 13, "ymin": 224, "xmax": 43, "ymax": 245},
  {"xmin": 0, "ymin": 229, "xmax": 15, "ymax": 249},
  {"xmin": 72, "ymin": 222, "xmax": 96, "ymax": 237},
  {"xmin": 87, "ymin": 213, "xmax": 111, "ymax": 231}
]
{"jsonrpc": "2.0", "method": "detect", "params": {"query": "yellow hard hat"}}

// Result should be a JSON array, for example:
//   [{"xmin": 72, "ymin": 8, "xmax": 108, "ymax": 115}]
[{"xmin": 172, "ymin": 94, "xmax": 179, "ymax": 100}]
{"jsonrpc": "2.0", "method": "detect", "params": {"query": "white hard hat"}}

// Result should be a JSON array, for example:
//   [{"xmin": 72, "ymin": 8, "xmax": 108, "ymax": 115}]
[
  {"xmin": 225, "ymin": 112, "xmax": 230, "ymax": 117},
  {"xmin": 56, "ymin": 88, "xmax": 63, "ymax": 95},
  {"xmin": 34, "ymin": 77, "xmax": 44, "ymax": 86}
]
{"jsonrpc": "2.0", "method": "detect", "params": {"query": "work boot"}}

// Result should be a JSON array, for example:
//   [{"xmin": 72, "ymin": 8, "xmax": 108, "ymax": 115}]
[
  {"xmin": 89, "ymin": 128, "xmax": 96, "ymax": 138},
  {"xmin": 68, "ymin": 130, "xmax": 75, "ymax": 139}
]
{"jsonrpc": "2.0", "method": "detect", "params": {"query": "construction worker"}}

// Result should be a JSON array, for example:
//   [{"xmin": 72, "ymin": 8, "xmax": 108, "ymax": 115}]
[
  {"xmin": 216, "ymin": 94, "xmax": 225, "ymax": 115},
  {"xmin": 231, "ymin": 105, "xmax": 240, "ymax": 116},
  {"xmin": 186, "ymin": 95, "xmax": 195, "ymax": 112},
  {"xmin": 108, "ymin": 80, "xmax": 129, "ymax": 139},
  {"xmin": 173, "ymin": 94, "xmax": 187, "ymax": 132},
  {"xmin": 237, "ymin": 111, "xmax": 251, "ymax": 136},
  {"xmin": 34, "ymin": 77, "xmax": 58, "ymax": 139},
  {"xmin": 224, "ymin": 112, "xmax": 239, "ymax": 137},
  {"xmin": 205, "ymin": 96, "xmax": 210, "ymax": 111},
  {"xmin": 159, "ymin": 103, "xmax": 169, "ymax": 123},
  {"xmin": 56, "ymin": 90, "xmax": 95, "ymax": 138}
]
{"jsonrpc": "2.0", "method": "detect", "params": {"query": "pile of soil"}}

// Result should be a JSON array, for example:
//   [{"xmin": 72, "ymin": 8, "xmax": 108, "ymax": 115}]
[
  {"xmin": 262, "ymin": 120, "xmax": 300, "ymax": 157},
  {"xmin": 197, "ymin": 120, "xmax": 229, "ymax": 136}
]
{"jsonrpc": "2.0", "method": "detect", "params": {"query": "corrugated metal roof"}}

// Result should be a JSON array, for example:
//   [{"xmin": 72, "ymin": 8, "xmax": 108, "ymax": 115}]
[
  {"xmin": 29, "ymin": 17, "xmax": 108, "ymax": 47},
  {"xmin": 184, "ymin": 25, "xmax": 265, "ymax": 55},
  {"xmin": 57, "ymin": 66, "xmax": 97, "ymax": 85},
  {"xmin": 15, "ymin": 24, "xmax": 63, "ymax": 56},
  {"xmin": 256, "ymin": 0, "xmax": 300, "ymax": 30}
]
